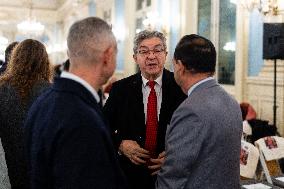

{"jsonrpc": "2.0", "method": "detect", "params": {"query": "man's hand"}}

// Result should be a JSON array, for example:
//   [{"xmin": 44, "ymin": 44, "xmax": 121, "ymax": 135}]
[
  {"xmin": 148, "ymin": 151, "xmax": 166, "ymax": 175},
  {"xmin": 119, "ymin": 140, "xmax": 150, "ymax": 165}
]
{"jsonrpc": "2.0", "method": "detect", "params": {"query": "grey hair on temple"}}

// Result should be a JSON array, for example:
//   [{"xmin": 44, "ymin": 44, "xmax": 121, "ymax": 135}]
[
  {"xmin": 133, "ymin": 30, "xmax": 167, "ymax": 54},
  {"xmin": 67, "ymin": 17, "xmax": 115, "ymax": 62}
]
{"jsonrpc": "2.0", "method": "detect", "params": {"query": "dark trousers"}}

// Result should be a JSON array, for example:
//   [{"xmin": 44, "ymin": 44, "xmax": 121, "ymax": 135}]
[{"xmin": 121, "ymin": 158, "xmax": 156, "ymax": 189}]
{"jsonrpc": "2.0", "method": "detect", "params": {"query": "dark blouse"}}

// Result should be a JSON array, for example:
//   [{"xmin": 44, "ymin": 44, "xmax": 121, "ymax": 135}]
[{"xmin": 0, "ymin": 81, "xmax": 50, "ymax": 188}]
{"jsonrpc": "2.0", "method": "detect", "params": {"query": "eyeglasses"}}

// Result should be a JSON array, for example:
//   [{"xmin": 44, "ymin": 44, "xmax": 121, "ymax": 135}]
[{"xmin": 137, "ymin": 47, "xmax": 165, "ymax": 57}]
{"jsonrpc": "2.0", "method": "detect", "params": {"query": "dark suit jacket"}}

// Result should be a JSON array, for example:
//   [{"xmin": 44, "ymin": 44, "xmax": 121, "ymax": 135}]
[
  {"xmin": 103, "ymin": 69, "xmax": 186, "ymax": 189},
  {"xmin": 25, "ymin": 78, "xmax": 127, "ymax": 189}
]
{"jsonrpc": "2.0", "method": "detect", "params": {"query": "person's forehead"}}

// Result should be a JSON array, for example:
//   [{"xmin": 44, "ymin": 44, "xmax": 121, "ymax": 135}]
[{"xmin": 139, "ymin": 37, "xmax": 163, "ymax": 48}]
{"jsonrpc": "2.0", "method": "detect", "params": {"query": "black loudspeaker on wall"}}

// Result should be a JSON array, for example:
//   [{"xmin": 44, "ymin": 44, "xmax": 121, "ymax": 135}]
[{"xmin": 263, "ymin": 23, "xmax": 284, "ymax": 60}]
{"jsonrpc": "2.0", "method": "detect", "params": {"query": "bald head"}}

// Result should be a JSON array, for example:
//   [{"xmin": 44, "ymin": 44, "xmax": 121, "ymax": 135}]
[{"xmin": 67, "ymin": 17, "xmax": 116, "ymax": 64}]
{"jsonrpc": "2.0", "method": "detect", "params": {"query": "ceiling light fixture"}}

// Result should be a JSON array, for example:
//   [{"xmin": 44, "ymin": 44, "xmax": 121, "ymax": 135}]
[{"xmin": 17, "ymin": 0, "xmax": 45, "ymax": 36}]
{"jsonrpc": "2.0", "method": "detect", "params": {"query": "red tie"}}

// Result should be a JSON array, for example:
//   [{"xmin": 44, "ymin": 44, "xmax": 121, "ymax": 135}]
[{"xmin": 145, "ymin": 81, "xmax": 158, "ymax": 155}]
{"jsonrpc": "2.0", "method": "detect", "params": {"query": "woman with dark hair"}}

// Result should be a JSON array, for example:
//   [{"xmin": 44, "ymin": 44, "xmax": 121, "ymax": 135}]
[
  {"xmin": 240, "ymin": 102, "xmax": 257, "ymax": 121},
  {"xmin": 0, "ymin": 39, "xmax": 52, "ymax": 189}
]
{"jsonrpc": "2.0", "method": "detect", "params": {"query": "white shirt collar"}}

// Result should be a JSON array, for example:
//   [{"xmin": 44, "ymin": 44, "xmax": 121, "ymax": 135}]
[
  {"xmin": 61, "ymin": 71, "xmax": 100, "ymax": 103},
  {"xmin": 187, "ymin": 77, "xmax": 214, "ymax": 96},
  {"xmin": 141, "ymin": 71, "xmax": 163, "ymax": 88}
]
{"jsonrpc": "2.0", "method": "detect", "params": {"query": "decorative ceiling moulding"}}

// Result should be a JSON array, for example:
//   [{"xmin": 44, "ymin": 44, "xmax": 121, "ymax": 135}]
[
  {"xmin": 239, "ymin": 0, "xmax": 284, "ymax": 16},
  {"xmin": 57, "ymin": 0, "xmax": 88, "ymax": 19},
  {"xmin": 94, "ymin": 0, "xmax": 113, "ymax": 9},
  {"xmin": 0, "ymin": 6, "xmax": 58, "ymax": 23},
  {"xmin": 0, "ymin": 0, "xmax": 62, "ymax": 10}
]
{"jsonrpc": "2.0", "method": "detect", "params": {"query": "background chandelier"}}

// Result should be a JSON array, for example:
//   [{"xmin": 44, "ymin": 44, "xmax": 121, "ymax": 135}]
[
  {"xmin": 240, "ymin": 0, "xmax": 284, "ymax": 15},
  {"xmin": 17, "ymin": 0, "xmax": 44, "ymax": 35},
  {"xmin": 141, "ymin": 11, "xmax": 169, "ymax": 35}
]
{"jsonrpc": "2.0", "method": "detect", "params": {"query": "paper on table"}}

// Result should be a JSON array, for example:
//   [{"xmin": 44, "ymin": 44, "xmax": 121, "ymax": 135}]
[
  {"xmin": 242, "ymin": 183, "xmax": 271, "ymax": 189},
  {"xmin": 275, "ymin": 176, "xmax": 284, "ymax": 182},
  {"xmin": 240, "ymin": 140, "xmax": 260, "ymax": 178},
  {"xmin": 243, "ymin": 120, "xmax": 252, "ymax": 135},
  {"xmin": 255, "ymin": 136, "xmax": 284, "ymax": 161}
]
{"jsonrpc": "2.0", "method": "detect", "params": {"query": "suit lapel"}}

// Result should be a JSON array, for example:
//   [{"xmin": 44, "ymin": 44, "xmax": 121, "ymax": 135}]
[
  {"xmin": 130, "ymin": 73, "xmax": 145, "ymax": 125},
  {"xmin": 159, "ymin": 69, "xmax": 171, "ymax": 124}
]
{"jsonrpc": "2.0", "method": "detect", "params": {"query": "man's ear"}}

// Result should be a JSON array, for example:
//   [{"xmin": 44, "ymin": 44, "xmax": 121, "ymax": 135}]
[
  {"xmin": 102, "ymin": 46, "xmax": 113, "ymax": 65},
  {"xmin": 133, "ymin": 54, "xmax": 138, "ymax": 64},
  {"xmin": 177, "ymin": 60, "xmax": 187, "ymax": 75}
]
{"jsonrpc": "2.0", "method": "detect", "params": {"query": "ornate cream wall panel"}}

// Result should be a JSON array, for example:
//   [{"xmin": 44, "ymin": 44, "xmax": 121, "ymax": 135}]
[
  {"xmin": 122, "ymin": 0, "xmax": 136, "ymax": 77},
  {"xmin": 246, "ymin": 60, "xmax": 284, "ymax": 135},
  {"xmin": 234, "ymin": 3, "xmax": 249, "ymax": 102},
  {"xmin": 180, "ymin": 0, "xmax": 197, "ymax": 36}
]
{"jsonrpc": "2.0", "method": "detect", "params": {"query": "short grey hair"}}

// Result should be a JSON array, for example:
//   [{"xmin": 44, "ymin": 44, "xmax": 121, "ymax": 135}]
[
  {"xmin": 67, "ymin": 17, "xmax": 115, "ymax": 62},
  {"xmin": 133, "ymin": 30, "xmax": 167, "ymax": 54}
]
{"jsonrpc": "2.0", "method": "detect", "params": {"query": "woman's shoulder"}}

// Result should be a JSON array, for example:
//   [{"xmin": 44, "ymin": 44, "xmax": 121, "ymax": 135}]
[
  {"xmin": 0, "ymin": 83, "xmax": 17, "ymax": 98},
  {"xmin": 27, "ymin": 81, "xmax": 51, "ymax": 105},
  {"xmin": 32, "ymin": 81, "xmax": 50, "ymax": 93},
  {"xmin": 0, "ymin": 83, "xmax": 22, "ymax": 121}
]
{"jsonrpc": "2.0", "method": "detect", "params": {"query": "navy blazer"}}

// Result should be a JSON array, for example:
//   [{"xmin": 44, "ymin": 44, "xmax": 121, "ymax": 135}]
[
  {"xmin": 25, "ymin": 78, "xmax": 127, "ymax": 189},
  {"xmin": 103, "ymin": 69, "xmax": 186, "ymax": 189}
]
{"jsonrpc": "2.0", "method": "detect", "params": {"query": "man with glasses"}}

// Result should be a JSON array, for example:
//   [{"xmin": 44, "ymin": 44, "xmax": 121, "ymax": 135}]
[{"xmin": 104, "ymin": 30, "xmax": 186, "ymax": 189}]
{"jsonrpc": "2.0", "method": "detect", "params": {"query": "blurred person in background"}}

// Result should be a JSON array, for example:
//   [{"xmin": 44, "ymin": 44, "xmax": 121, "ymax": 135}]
[
  {"xmin": 53, "ymin": 64, "xmax": 62, "ymax": 78},
  {"xmin": 101, "ymin": 76, "xmax": 117, "ymax": 105},
  {"xmin": 0, "ymin": 138, "xmax": 10, "ymax": 189},
  {"xmin": 53, "ymin": 59, "xmax": 70, "ymax": 79},
  {"xmin": 62, "ymin": 59, "xmax": 70, "ymax": 72},
  {"xmin": 0, "ymin": 60, "xmax": 4, "ymax": 69},
  {"xmin": 0, "ymin": 39, "xmax": 52, "ymax": 189},
  {"xmin": 0, "ymin": 42, "xmax": 18, "ymax": 75}
]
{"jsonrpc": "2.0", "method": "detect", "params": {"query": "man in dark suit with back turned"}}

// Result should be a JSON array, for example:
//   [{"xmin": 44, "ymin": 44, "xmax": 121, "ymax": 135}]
[
  {"xmin": 24, "ymin": 17, "xmax": 127, "ymax": 189},
  {"xmin": 104, "ymin": 30, "xmax": 186, "ymax": 189}
]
